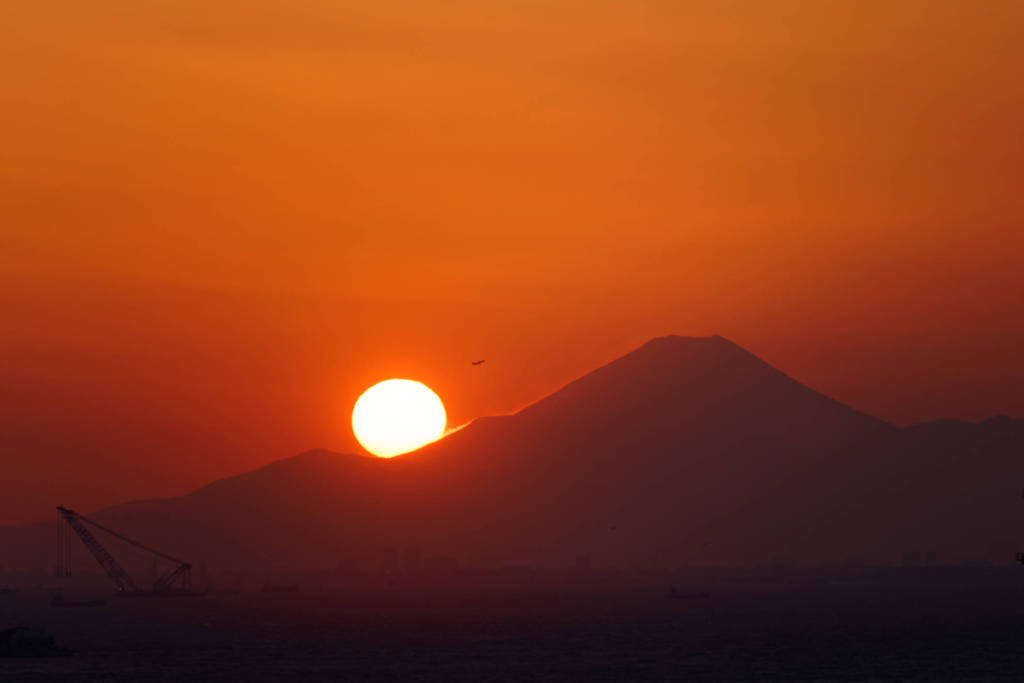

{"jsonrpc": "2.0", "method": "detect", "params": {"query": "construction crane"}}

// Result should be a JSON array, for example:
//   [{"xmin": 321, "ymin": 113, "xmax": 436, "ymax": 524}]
[{"xmin": 56, "ymin": 506, "xmax": 192, "ymax": 595}]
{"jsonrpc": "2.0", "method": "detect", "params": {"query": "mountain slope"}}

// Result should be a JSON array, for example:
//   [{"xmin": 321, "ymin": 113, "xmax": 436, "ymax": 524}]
[{"xmin": 400, "ymin": 335, "xmax": 894, "ymax": 565}]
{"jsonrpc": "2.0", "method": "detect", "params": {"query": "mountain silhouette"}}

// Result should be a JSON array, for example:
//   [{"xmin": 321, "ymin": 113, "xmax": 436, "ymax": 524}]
[{"xmin": 2, "ymin": 336, "xmax": 1021, "ymax": 571}]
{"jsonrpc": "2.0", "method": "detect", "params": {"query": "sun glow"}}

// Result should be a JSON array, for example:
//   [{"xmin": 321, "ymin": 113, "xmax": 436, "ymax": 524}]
[{"xmin": 351, "ymin": 379, "xmax": 447, "ymax": 458}]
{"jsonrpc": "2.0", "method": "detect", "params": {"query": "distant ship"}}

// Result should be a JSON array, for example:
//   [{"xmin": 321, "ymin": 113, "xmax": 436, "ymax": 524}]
[{"xmin": 51, "ymin": 595, "xmax": 107, "ymax": 607}]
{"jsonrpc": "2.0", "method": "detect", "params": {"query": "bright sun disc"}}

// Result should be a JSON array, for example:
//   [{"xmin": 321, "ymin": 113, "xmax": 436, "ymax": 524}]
[{"xmin": 352, "ymin": 379, "xmax": 447, "ymax": 458}]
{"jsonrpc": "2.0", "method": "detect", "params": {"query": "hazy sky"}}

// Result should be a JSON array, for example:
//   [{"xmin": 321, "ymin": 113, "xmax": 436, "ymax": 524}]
[{"xmin": 1, "ymin": 1, "xmax": 1022, "ymax": 524}]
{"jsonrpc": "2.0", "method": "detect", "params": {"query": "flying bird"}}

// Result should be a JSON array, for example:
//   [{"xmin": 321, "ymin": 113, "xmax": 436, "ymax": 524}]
[{"xmin": 471, "ymin": 359, "xmax": 486, "ymax": 366}]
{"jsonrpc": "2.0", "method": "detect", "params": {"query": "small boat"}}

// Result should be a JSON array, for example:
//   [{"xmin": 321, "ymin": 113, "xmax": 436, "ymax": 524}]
[{"xmin": 0, "ymin": 627, "xmax": 72, "ymax": 657}]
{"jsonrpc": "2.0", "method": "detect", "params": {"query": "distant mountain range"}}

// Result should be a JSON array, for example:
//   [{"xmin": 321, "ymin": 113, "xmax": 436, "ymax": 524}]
[{"xmin": 2, "ymin": 336, "xmax": 1021, "ymax": 571}]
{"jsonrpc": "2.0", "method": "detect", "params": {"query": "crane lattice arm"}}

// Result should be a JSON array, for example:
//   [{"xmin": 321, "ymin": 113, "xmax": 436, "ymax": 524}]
[
  {"xmin": 56, "ymin": 506, "xmax": 192, "ymax": 594},
  {"xmin": 57, "ymin": 506, "xmax": 138, "ymax": 592}
]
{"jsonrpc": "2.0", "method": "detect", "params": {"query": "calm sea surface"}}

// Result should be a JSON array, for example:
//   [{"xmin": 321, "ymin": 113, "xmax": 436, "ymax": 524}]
[{"xmin": 3, "ymin": 573, "xmax": 1024, "ymax": 681}]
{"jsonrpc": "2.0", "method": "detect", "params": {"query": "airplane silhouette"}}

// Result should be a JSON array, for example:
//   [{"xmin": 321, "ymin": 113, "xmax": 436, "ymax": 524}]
[{"xmin": 471, "ymin": 360, "xmax": 486, "ymax": 365}]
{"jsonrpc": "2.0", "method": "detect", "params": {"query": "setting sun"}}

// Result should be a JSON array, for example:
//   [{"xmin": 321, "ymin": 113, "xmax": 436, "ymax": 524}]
[{"xmin": 352, "ymin": 379, "xmax": 447, "ymax": 458}]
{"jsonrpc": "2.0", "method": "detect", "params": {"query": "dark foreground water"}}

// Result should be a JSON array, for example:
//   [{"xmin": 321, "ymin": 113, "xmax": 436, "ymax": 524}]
[{"xmin": 3, "ymin": 571, "xmax": 1024, "ymax": 682}]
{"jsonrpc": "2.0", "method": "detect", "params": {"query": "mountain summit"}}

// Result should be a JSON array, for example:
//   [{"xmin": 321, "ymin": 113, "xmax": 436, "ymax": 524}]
[{"xmin": 479, "ymin": 334, "xmax": 888, "ymax": 450}]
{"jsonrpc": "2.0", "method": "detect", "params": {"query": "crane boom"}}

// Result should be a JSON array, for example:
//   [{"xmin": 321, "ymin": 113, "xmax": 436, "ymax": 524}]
[
  {"xmin": 57, "ymin": 506, "xmax": 138, "ymax": 592},
  {"xmin": 56, "ymin": 506, "xmax": 192, "ymax": 594}
]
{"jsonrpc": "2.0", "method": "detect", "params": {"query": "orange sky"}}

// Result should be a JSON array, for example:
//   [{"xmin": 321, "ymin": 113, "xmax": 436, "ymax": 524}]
[{"xmin": 1, "ymin": 1, "xmax": 1022, "ymax": 525}]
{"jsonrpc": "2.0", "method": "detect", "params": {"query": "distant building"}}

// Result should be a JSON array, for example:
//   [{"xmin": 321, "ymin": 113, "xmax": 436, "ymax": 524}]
[{"xmin": 902, "ymin": 551, "xmax": 922, "ymax": 568}]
